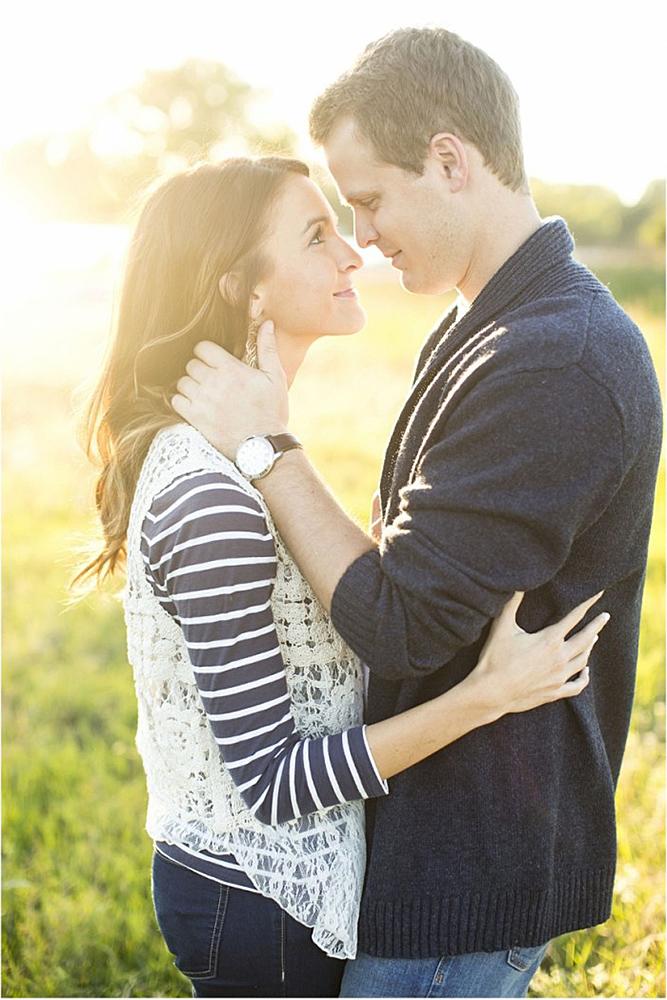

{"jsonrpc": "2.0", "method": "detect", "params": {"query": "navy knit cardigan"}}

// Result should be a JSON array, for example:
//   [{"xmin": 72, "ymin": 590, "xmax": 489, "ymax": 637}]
[{"xmin": 331, "ymin": 218, "xmax": 662, "ymax": 958}]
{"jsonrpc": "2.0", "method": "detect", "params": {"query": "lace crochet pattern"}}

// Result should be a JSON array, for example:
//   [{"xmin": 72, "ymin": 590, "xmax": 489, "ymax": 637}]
[{"xmin": 124, "ymin": 423, "xmax": 367, "ymax": 958}]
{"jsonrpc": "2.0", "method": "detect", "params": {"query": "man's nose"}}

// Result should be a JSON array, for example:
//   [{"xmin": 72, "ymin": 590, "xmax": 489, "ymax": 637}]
[{"xmin": 354, "ymin": 216, "xmax": 379, "ymax": 249}]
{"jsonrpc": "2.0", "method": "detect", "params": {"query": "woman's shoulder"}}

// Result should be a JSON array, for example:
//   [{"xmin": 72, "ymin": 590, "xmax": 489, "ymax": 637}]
[
  {"xmin": 147, "ymin": 465, "xmax": 267, "ymax": 528},
  {"xmin": 135, "ymin": 422, "xmax": 267, "ymax": 525},
  {"xmin": 150, "ymin": 421, "xmax": 232, "ymax": 468}
]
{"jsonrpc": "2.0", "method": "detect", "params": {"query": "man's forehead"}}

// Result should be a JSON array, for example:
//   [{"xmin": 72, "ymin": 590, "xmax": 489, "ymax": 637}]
[
  {"xmin": 325, "ymin": 118, "xmax": 377, "ymax": 166},
  {"xmin": 324, "ymin": 120, "xmax": 384, "ymax": 197}
]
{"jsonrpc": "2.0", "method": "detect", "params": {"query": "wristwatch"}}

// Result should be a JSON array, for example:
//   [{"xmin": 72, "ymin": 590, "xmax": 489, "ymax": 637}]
[{"xmin": 235, "ymin": 433, "xmax": 302, "ymax": 481}]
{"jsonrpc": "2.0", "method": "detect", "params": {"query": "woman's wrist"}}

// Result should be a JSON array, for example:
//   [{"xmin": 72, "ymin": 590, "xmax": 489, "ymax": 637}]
[{"xmin": 454, "ymin": 666, "xmax": 505, "ymax": 729}]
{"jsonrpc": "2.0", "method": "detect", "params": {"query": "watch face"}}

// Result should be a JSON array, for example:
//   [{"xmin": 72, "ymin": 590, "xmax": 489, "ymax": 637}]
[{"xmin": 236, "ymin": 436, "xmax": 275, "ymax": 479}]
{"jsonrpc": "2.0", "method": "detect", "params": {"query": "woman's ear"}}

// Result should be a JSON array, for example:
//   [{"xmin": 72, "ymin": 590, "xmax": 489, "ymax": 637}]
[
  {"xmin": 218, "ymin": 271, "xmax": 242, "ymax": 307},
  {"xmin": 219, "ymin": 272, "xmax": 266, "ymax": 320}
]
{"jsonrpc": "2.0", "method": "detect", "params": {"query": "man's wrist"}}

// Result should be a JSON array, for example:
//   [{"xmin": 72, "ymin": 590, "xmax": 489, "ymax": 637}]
[
  {"xmin": 253, "ymin": 445, "xmax": 305, "ymax": 493},
  {"xmin": 233, "ymin": 428, "xmax": 295, "ymax": 481}
]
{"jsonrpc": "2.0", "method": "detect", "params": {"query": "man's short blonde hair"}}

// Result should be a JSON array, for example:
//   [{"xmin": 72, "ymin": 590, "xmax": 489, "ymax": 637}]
[{"xmin": 310, "ymin": 27, "xmax": 527, "ymax": 192}]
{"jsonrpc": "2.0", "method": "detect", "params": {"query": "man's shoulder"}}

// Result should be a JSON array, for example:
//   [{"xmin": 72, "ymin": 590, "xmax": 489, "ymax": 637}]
[
  {"xmin": 493, "ymin": 282, "xmax": 652, "ymax": 380},
  {"xmin": 467, "ymin": 284, "xmax": 661, "ymax": 452}
]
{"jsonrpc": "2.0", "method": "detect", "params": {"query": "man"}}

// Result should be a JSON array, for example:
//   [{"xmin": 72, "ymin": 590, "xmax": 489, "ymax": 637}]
[{"xmin": 172, "ymin": 27, "xmax": 662, "ymax": 998}]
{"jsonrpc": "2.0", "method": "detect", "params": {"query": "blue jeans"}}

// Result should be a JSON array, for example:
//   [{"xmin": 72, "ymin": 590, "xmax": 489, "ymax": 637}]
[
  {"xmin": 339, "ymin": 943, "xmax": 550, "ymax": 998},
  {"xmin": 151, "ymin": 849, "xmax": 344, "ymax": 997}
]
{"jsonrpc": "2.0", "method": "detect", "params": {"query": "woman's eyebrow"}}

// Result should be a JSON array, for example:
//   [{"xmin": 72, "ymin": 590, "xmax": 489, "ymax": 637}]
[{"xmin": 302, "ymin": 212, "xmax": 340, "ymax": 234}]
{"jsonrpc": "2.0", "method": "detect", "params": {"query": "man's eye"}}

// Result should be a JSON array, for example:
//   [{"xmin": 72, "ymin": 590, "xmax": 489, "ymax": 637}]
[
  {"xmin": 309, "ymin": 225, "xmax": 325, "ymax": 246},
  {"xmin": 360, "ymin": 200, "xmax": 378, "ymax": 211}
]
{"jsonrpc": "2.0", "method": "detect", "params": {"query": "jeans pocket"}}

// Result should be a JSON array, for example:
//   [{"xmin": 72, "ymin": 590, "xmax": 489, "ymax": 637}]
[
  {"xmin": 152, "ymin": 852, "xmax": 230, "ymax": 980},
  {"xmin": 506, "ymin": 944, "xmax": 547, "ymax": 974}
]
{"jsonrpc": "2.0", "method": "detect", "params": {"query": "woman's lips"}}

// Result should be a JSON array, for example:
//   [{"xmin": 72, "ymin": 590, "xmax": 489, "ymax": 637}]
[{"xmin": 333, "ymin": 287, "xmax": 357, "ymax": 299}]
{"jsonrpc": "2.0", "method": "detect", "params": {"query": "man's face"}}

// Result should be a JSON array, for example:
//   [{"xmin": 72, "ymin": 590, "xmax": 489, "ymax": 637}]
[{"xmin": 324, "ymin": 118, "xmax": 469, "ymax": 296}]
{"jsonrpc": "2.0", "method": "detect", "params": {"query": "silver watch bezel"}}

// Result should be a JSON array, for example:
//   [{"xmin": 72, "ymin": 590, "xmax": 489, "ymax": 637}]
[{"xmin": 235, "ymin": 435, "xmax": 278, "ymax": 481}]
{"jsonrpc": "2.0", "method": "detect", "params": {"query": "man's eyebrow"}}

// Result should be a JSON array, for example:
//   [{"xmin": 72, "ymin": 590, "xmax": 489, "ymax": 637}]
[
  {"xmin": 344, "ymin": 191, "xmax": 379, "ymax": 206},
  {"xmin": 302, "ymin": 212, "xmax": 340, "ymax": 234}
]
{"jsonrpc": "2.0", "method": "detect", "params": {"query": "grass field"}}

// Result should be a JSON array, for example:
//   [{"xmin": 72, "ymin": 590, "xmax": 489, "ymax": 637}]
[{"xmin": 2, "ymin": 246, "xmax": 665, "ymax": 998}]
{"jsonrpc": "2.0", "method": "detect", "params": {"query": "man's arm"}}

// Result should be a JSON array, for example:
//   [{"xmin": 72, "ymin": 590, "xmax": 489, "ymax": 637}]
[
  {"xmin": 329, "ymin": 365, "xmax": 624, "ymax": 677},
  {"xmin": 250, "ymin": 446, "xmax": 376, "ymax": 610},
  {"xmin": 172, "ymin": 325, "xmax": 376, "ymax": 613},
  {"xmin": 172, "ymin": 328, "xmax": 624, "ymax": 680}
]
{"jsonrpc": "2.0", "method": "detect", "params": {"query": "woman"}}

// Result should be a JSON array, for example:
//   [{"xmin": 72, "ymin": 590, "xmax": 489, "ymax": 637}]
[{"xmin": 74, "ymin": 157, "xmax": 608, "ymax": 998}]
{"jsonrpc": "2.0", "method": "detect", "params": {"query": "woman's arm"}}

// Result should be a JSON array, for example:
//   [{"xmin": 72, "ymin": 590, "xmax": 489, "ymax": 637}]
[
  {"xmin": 142, "ymin": 469, "xmax": 387, "ymax": 827},
  {"xmin": 143, "ymin": 470, "xmax": 607, "ymax": 818},
  {"xmin": 365, "ymin": 589, "xmax": 607, "ymax": 779}
]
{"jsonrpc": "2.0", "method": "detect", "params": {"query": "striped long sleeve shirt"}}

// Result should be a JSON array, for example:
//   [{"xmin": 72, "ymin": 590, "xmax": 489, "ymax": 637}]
[{"xmin": 140, "ymin": 469, "xmax": 388, "ymax": 891}]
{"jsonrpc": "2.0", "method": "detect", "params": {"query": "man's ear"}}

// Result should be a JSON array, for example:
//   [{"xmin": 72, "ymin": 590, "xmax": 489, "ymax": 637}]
[{"xmin": 428, "ymin": 133, "xmax": 468, "ymax": 192}]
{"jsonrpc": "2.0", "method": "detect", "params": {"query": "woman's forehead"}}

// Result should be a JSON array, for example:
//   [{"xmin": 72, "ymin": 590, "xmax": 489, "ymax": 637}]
[{"xmin": 271, "ymin": 175, "xmax": 333, "ymax": 231}]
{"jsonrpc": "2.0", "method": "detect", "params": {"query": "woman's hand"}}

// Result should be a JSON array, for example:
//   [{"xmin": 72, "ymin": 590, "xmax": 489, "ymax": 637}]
[
  {"xmin": 365, "ymin": 591, "xmax": 609, "ymax": 780},
  {"xmin": 468, "ymin": 591, "xmax": 609, "ymax": 721}
]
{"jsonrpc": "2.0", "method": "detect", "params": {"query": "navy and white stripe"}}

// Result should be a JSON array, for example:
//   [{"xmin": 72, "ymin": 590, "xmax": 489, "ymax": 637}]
[
  {"xmin": 141, "ymin": 470, "xmax": 387, "ymax": 891},
  {"xmin": 154, "ymin": 841, "xmax": 259, "ymax": 892}
]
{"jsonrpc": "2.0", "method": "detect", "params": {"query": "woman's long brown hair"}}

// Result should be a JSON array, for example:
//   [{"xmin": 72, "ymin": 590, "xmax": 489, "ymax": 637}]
[{"xmin": 72, "ymin": 156, "xmax": 309, "ymax": 591}]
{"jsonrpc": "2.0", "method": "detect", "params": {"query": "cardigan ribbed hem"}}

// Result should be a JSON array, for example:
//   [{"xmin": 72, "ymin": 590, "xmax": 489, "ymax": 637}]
[{"xmin": 358, "ymin": 865, "xmax": 616, "ymax": 958}]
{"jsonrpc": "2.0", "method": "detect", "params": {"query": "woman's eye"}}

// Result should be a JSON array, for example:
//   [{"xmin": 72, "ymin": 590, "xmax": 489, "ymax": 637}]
[{"xmin": 309, "ymin": 226, "xmax": 325, "ymax": 246}]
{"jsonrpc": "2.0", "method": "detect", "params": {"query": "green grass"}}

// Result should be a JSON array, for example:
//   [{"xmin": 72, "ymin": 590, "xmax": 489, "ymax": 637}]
[{"xmin": 3, "ymin": 266, "xmax": 664, "ymax": 998}]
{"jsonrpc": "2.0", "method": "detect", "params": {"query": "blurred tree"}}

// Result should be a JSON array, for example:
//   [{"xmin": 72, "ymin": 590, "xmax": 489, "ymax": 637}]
[
  {"xmin": 531, "ymin": 179, "xmax": 626, "ymax": 245},
  {"xmin": 0, "ymin": 59, "xmax": 297, "ymax": 222},
  {"xmin": 624, "ymin": 179, "xmax": 666, "ymax": 249},
  {"xmin": 1, "ymin": 67, "xmax": 663, "ymax": 253},
  {"xmin": 531, "ymin": 177, "xmax": 665, "ymax": 251}
]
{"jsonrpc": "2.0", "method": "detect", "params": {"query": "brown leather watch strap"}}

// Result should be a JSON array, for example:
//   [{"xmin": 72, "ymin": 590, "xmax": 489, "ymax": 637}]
[{"xmin": 266, "ymin": 433, "xmax": 302, "ymax": 455}]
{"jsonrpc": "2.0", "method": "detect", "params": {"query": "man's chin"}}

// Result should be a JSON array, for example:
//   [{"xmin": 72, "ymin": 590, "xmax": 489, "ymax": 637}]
[
  {"xmin": 400, "ymin": 269, "xmax": 453, "ymax": 296},
  {"xmin": 399, "ymin": 269, "xmax": 430, "ymax": 295}
]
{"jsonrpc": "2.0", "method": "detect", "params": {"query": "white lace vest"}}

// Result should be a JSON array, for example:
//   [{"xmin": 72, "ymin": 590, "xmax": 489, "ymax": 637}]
[{"xmin": 124, "ymin": 423, "xmax": 367, "ymax": 958}]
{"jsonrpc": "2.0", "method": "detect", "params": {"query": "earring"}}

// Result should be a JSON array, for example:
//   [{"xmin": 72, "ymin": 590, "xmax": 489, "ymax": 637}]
[{"xmin": 243, "ymin": 316, "xmax": 262, "ymax": 368}]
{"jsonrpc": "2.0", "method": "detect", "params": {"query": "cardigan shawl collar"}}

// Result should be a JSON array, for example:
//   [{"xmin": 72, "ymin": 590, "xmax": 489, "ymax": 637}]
[{"xmin": 379, "ymin": 217, "xmax": 578, "ymax": 506}]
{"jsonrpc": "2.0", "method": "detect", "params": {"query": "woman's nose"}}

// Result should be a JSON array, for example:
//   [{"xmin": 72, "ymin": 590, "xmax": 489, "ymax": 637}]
[{"xmin": 339, "ymin": 238, "xmax": 363, "ymax": 271}]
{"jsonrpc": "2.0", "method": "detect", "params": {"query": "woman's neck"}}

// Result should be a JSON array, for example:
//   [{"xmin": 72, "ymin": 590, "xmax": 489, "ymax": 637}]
[{"xmin": 274, "ymin": 329, "xmax": 315, "ymax": 388}]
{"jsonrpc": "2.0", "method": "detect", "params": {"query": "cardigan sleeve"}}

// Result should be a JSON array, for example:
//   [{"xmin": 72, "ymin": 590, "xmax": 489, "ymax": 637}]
[
  {"xmin": 331, "ymin": 364, "xmax": 625, "ymax": 680},
  {"xmin": 141, "ymin": 469, "xmax": 388, "ymax": 825}
]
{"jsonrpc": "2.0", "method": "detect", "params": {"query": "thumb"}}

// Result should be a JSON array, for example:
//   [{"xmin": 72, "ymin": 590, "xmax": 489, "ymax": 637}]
[
  {"xmin": 494, "ymin": 590, "xmax": 525, "ymax": 635},
  {"xmin": 256, "ymin": 321, "xmax": 284, "ymax": 380}
]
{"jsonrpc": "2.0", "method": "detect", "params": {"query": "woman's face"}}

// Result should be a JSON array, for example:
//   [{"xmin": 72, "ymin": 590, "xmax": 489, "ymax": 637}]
[{"xmin": 253, "ymin": 174, "xmax": 366, "ymax": 340}]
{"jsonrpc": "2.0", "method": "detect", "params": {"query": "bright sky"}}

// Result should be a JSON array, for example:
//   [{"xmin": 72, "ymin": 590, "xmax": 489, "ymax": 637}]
[{"xmin": 2, "ymin": 0, "xmax": 665, "ymax": 204}]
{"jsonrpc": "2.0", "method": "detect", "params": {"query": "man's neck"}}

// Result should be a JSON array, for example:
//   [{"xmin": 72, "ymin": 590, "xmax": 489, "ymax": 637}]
[{"xmin": 458, "ymin": 196, "xmax": 542, "ymax": 304}]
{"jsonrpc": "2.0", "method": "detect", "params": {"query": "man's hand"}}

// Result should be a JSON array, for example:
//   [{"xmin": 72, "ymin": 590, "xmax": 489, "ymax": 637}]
[
  {"xmin": 171, "ymin": 321, "xmax": 289, "ymax": 459},
  {"xmin": 370, "ymin": 489, "xmax": 382, "ymax": 543}
]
